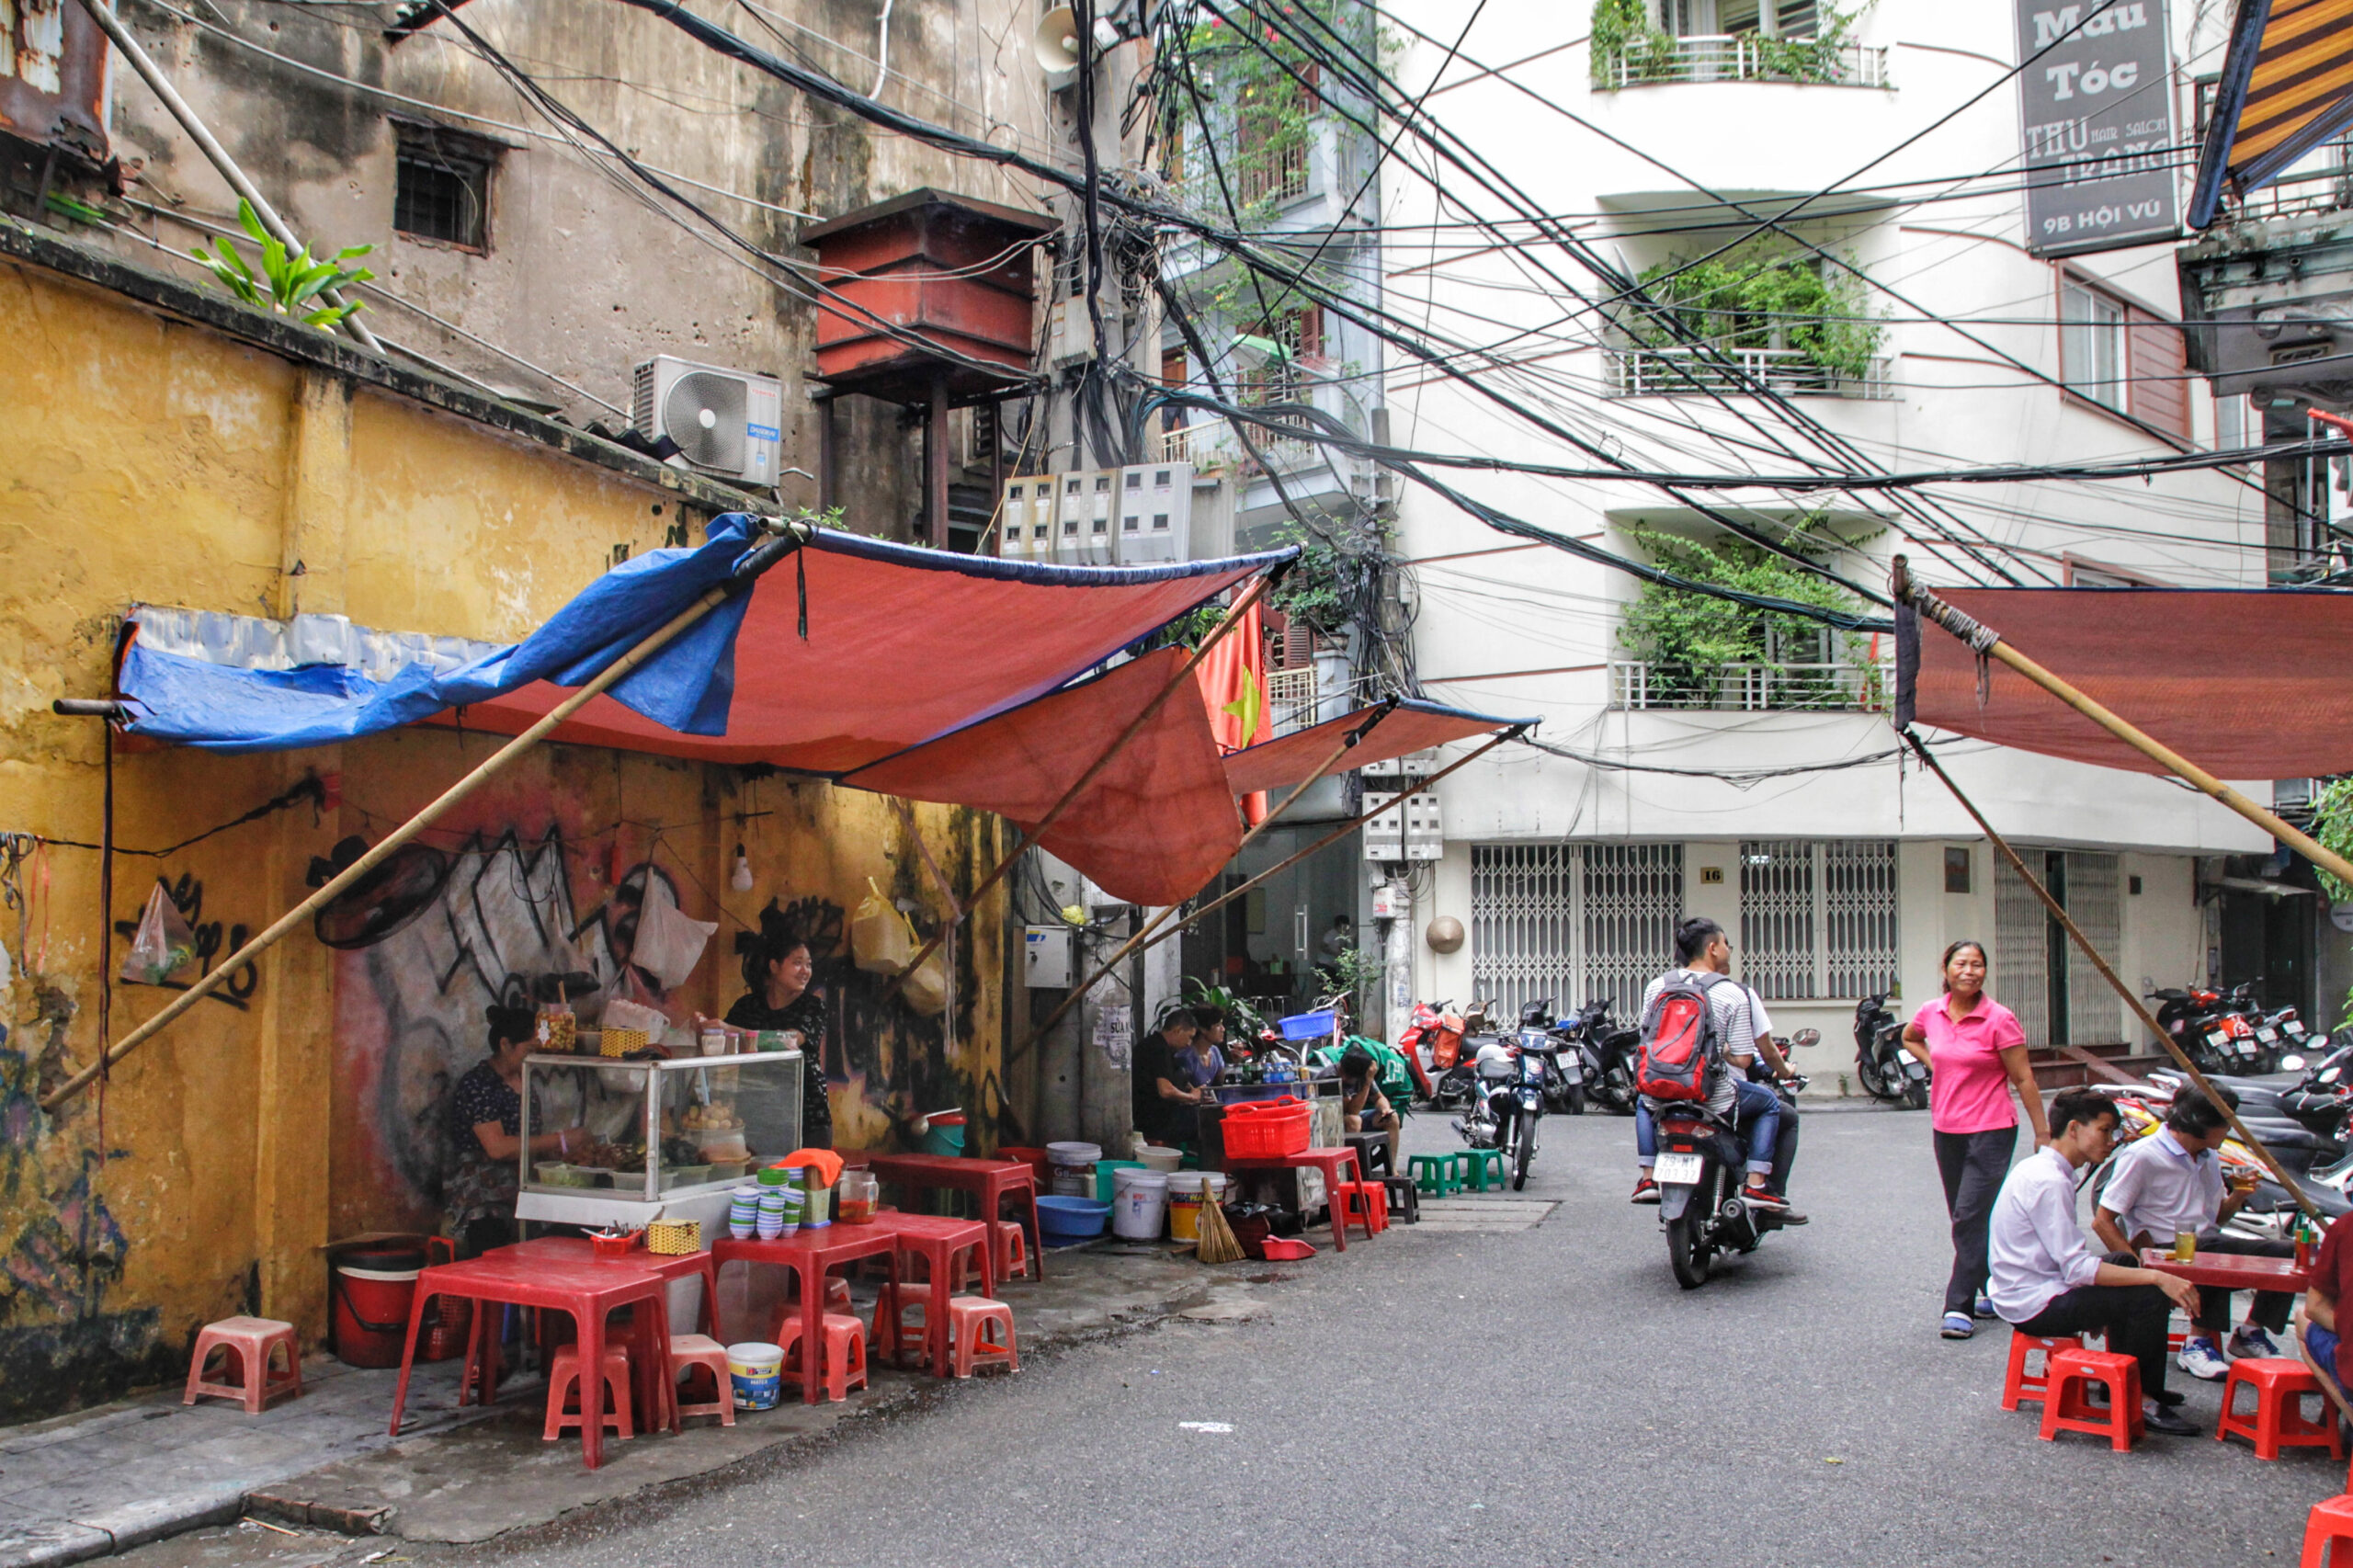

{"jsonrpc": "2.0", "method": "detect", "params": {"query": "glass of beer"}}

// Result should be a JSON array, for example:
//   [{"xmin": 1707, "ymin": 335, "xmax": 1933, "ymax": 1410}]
[{"xmin": 2172, "ymin": 1232, "xmax": 2198, "ymax": 1263}]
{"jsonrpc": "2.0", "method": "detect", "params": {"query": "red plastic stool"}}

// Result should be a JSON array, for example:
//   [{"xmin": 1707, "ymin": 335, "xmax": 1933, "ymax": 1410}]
[
  {"xmin": 2039, "ymin": 1346, "xmax": 2143, "ymax": 1451},
  {"xmin": 993, "ymin": 1221, "xmax": 1029, "ymax": 1285},
  {"xmin": 183, "ymin": 1317, "xmax": 302, "ymax": 1413},
  {"xmin": 2001, "ymin": 1331, "xmax": 2082, "ymax": 1412},
  {"xmin": 787, "ymin": 1275, "xmax": 855, "ymax": 1312},
  {"xmin": 781, "ymin": 1312, "xmax": 868, "ymax": 1402},
  {"xmin": 669, "ymin": 1334, "xmax": 734, "ymax": 1427},
  {"xmin": 947, "ymin": 1297, "xmax": 1017, "ymax": 1379},
  {"xmin": 2302, "ymin": 1496, "xmax": 2353, "ymax": 1567},
  {"xmin": 1334, "ymin": 1181, "xmax": 1387, "ymax": 1237},
  {"xmin": 543, "ymin": 1344, "xmax": 633, "ymax": 1441},
  {"xmin": 2219, "ymin": 1358, "xmax": 2346, "ymax": 1460},
  {"xmin": 872, "ymin": 1281, "xmax": 938, "ymax": 1369}
]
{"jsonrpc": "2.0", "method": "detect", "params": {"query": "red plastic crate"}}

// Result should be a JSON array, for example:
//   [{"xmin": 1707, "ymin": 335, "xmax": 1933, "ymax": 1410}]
[{"xmin": 1222, "ymin": 1097, "xmax": 1312, "ymax": 1158}]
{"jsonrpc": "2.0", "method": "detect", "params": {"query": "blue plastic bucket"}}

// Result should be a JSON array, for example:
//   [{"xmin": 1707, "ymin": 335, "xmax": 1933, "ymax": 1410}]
[{"xmin": 1036, "ymin": 1196, "xmax": 1111, "ymax": 1245}]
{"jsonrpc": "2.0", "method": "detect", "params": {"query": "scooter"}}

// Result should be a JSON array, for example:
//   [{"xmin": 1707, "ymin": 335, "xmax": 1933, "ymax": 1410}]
[
  {"xmin": 1560, "ymin": 996, "xmax": 1641, "ymax": 1116},
  {"xmin": 1852, "ymin": 989, "xmax": 1928, "ymax": 1109},
  {"xmin": 1453, "ymin": 1033, "xmax": 1565, "ymax": 1189},
  {"xmin": 1652, "ymin": 1029, "xmax": 1818, "ymax": 1289}
]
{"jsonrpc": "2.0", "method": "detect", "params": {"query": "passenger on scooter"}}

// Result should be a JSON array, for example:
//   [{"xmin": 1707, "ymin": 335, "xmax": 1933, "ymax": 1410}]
[
  {"xmin": 1338, "ymin": 1046, "xmax": 1401, "ymax": 1168},
  {"xmin": 2091, "ymin": 1085, "xmax": 2291, "ymax": 1379},
  {"xmin": 1629, "ymin": 917, "xmax": 1805, "ymax": 1222}
]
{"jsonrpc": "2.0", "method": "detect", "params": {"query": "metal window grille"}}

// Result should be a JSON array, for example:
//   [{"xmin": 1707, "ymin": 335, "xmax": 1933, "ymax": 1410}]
[
  {"xmin": 2063, "ymin": 853, "xmax": 2123, "ymax": 1045},
  {"xmin": 1582, "ymin": 843, "xmax": 1683, "ymax": 1009},
  {"xmin": 1823, "ymin": 840, "xmax": 1900, "ymax": 998},
  {"xmin": 1470, "ymin": 845, "xmax": 1579, "ymax": 1018},
  {"xmin": 1738, "ymin": 841, "xmax": 1815, "ymax": 1000},
  {"xmin": 1995, "ymin": 852, "xmax": 2051, "ymax": 1046}
]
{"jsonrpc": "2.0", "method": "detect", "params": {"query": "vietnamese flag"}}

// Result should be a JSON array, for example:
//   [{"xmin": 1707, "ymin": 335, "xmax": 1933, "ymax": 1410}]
[{"xmin": 1197, "ymin": 598, "xmax": 1274, "ymax": 824}]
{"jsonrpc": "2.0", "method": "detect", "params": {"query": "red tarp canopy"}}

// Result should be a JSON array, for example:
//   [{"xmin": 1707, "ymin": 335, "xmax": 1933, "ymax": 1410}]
[
  {"xmin": 433, "ymin": 531, "xmax": 1277, "ymax": 774},
  {"xmin": 1907, "ymin": 586, "xmax": 2353, "ymax": 778},
  {"xmin": 1222, "ymin": 699, "xmax": 1527, "ymax": 798}
]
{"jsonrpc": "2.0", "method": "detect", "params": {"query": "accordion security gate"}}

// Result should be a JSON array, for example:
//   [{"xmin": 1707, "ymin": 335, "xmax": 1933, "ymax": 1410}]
[{"xmin": 1471, "ymin": 844, "xmax": 1682, "ymax": 1017}]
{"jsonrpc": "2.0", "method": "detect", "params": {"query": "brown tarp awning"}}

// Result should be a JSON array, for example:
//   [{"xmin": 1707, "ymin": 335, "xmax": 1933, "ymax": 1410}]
[{"xmin": 1903, "ymin": 585, "xmax": 2353, "ymax": 777}]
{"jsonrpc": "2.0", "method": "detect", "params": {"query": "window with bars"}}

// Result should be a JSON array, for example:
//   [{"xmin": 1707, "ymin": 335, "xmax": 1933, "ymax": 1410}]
[
  {"xmin": 1468, "ymin": 843, "xmax": 1682, "ymax": 1017},
  {"xmin": 392, "ymin": 119, "xmax": 496, "ymax": 252},
  {"xmin": 1737, "ymin": 839, "xmax": 1897, "ymax": 1000}
]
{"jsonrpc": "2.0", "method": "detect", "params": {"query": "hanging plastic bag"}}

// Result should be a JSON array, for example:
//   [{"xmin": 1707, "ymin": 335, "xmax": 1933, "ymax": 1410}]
[
  {"xmin": 631, "ymin": 879, "xmax": 716, "ymax": 991},
  {"xmin": 120, "ymin": 884, "xmax": 197, "ymax": 984},
  {"xmin": 903, "ymin": 946, "xmax": 949, "ymax": 1016},
  {"xmin": 851, "ymin": 878, "xmax": 913, "ymax": 975}
]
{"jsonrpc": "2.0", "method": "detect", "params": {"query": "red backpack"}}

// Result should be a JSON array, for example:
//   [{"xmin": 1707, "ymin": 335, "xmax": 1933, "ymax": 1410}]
[{"xmin": 1635, "ymin": 971, "xmax": 1733, "ymax": 1103}]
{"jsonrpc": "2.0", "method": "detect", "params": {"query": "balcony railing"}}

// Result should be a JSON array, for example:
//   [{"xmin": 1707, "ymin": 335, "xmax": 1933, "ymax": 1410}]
[
  {"xmin": 1609, "ymin": 660, "xmax": 1887, "ymax": 712},
  {"xmin": 1606, "ymin": 346, "xmax": 1893, "ymax": 400},
  {"xmin": 2222, "ymin": 158, "xmax": 2353, "ymax": 224},
  {"xmin": 1600, "ymin": 33, "xmax": 1891, "ymax": 90}
]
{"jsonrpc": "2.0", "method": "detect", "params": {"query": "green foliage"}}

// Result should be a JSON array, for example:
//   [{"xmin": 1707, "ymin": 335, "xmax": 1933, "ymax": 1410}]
[
  {"xmin": 1182, "ymin": 976, "xmax": 1269, "ymax": 1043},
  {"xmin": 1592, "ymin": 0, "xmax": 1870, "ymax": 87},
  {"xmin": 1325, "ymin": 943, "xmax": 1384, "ymax": 1020},
  {"xmin": 1589, "ymin": 0, "xmax": 1677, "ymax": 85},
  {"xmin": 1267, "ymin": 517, "xmax": 1375, "ymax": 635},
  {"xmin": 1629, "ymin": 244, "xmax": 1884, "ymax": 381},
  {"xmin": 190, "ymin": 199, "xmax": 374, "ymax": 331},
  {"xmin": 1617, "ymin": 522, "xmax": 1870, "ymax": 707},
  {"xmin": 2310, "ymin": 778, "xmax": 2353, "ymax": 903}
]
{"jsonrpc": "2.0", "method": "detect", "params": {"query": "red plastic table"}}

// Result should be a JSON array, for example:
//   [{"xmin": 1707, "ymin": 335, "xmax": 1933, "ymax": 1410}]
[
  {"xmin": 2140, "ymin": 1248, "xmax": 2310, "ymax": 1293},
  {"xmin": 1222, "ymin": 1147, "xmax": 1365, "ymax": 1251},
  {"xmin": 480, "ymin": 1237, "xmax": 721, "ymax": 1424},
  {"xmin": 712, "ymin": 1225, "xmax": 904, "ymax": 1403},
  {"xmin": 876, "ymin": 1212, "xmax": 995, "ymax": 1376},
  {"xmin": 389, "ymin": 1255, "xmax": 670, "ymax": 1470},
  {"xmin": 857, "ymin": 1154, "xmax": 1043, "ymax": 1281}
]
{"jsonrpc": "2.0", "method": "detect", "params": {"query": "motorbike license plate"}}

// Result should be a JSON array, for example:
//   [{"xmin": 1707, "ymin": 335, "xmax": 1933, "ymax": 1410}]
[
  {"xmin": 2286, "ymin": 1022, "xmax": 2308, "ymax": 1038},
  {"xmin": 2256, "ymin": 1026, "xmax": 2279, "ymax": 1042},
  {"xmin": 1654, "ymin": 1153, "xmax": 1704, "ymax": 1186},
  {"xmin": 2207, "ymin": 1031, "xmax": 2231, "ymax": 1051}
]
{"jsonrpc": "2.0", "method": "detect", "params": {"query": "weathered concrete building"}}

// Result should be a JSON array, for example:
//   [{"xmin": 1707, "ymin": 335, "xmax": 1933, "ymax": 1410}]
[{"xmin": 0, "ymin": 0, "xmax": 1047, "ymax": 1421}]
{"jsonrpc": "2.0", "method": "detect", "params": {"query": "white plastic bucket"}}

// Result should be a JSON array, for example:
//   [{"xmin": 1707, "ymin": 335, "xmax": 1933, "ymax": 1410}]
[
  {"xmin": 1137, "ymin": 1145, "xmax": 1183, "ymax": 1174},
  {"xmin": 727, "ymin": 1341, "xmax": 785, "ymax": 1410},
  {"xmin": 1111, "ymin": 1167, "xmax": 1169, "ymax": 1239},
  {"xmin": 1164, "ymin": 1172, "xmax": 1227, "ymax": 1243},
  {"xmin": 1047, "ymin": 1141, "xmax": 1102, "ymax": 1197}
]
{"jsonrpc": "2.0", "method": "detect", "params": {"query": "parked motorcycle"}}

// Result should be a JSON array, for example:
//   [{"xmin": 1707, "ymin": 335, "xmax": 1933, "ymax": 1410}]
[
  {"xmin": 1650, "ymin": 1028, "xmax": 1820, "ymax": 1290},
  {"xmin": 1511, "ymin": 999, "xmax": 1586, "ymax": 1116},
  {"xmin": 1452, "ymin": 1032, "xmax": 1566, "ymax": 1190},
  {"xmin": 1556, "ymin": 996, "xmax": 1640, "ymax": 1116},
  {"xmin": 1395, "ymin": 997, "xmax": 1461, "ymax": 1102},
  {"xmin": 1852, "ymin": 989, "xmax": 1929, "ymax": 1110},
  {"xmin": 2148, "ymin": 983, "xmax": 2266, "ymax": 1074}
]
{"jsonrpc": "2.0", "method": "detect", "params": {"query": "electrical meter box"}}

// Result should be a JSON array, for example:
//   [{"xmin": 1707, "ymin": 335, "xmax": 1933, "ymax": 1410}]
[
  {"xmin": 998, "ymin": 476, "xmax": 1057, "ymax": 562},
  {"xmin": 1370, "ymin": 881, "xmax": 1409, "ymax": 920},
  {"xmin": 1052, "ymin": 472, "xmax": 1118, "ymax": 565},
  {"xmin": 1360, "ymin": 748, "xmax": 1438, "ymax": 780},
  {"xmin": 1363, "ymin": 791, "xmax": 1443, "ymax": 862},
  {"xmin": 1024, "ymin": 925, "xmax": 1074, "ymax": 987},
  {"xmin": 1114, "ymin": 462, "xmax": 1193, "ymax": 563}
]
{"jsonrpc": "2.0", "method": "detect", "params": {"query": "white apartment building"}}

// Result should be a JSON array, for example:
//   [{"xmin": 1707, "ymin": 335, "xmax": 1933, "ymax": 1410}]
[{"xmin": 1372, "ymin": 0, "xmax": 2303, "ymax": 1072}]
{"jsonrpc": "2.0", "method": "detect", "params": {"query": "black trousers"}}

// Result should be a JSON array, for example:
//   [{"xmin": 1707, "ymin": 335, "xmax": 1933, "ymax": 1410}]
[
  {"xmin": 2188, "ymin": 1232, "xmax": 2295, "ymax": 1335},
  {"xmin": 2013, "ymin": 1273, "xmax": 2174, "ymax": 1400},
  {"xmin": 1935, "ymin": 1125, "xmax": 2017, "ymax": 1316}
]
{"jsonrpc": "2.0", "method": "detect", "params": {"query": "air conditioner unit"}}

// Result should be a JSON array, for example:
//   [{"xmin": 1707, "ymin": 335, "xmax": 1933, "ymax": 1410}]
[
  {"xmin": 1114, "ymin": 461, "xmax": 1193, "ymax": 563},
  {"xmin": 998, "ymin": 476, "xmax": 1057, "ymax": 562},
  {"xmin": 631, "ymin": 356, "xmax": 783, "ymax": 484},
  {"xmin": 1053, "ymin": 471, "xmax": 1118, "ymax": 565}
]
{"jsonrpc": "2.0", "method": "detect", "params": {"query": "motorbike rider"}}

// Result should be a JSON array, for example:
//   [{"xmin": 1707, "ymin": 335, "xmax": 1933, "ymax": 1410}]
[{"xmin": 1630, "ymin": 917, "xmax": 1806, "ymax": 1223}]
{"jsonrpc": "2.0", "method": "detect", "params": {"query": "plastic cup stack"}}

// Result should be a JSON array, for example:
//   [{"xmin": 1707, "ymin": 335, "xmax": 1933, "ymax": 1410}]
[
  {"xmin": 775, "ymin": 1187, "xmax": 804, "ymax": 1237},
  {"xmin": 755, "ymin": 1187, "xmax": 789, "ymax": 1240},
  {"xmin": 729, "ymin": 1185, "xmax": 762, "ymax": 1240}
]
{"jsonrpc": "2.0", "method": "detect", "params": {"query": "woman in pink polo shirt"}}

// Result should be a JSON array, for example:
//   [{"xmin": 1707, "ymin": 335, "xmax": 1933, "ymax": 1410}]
[{"xmin": 1903, "ymin": 938, "xmax": 2052, "ymax": 1342}]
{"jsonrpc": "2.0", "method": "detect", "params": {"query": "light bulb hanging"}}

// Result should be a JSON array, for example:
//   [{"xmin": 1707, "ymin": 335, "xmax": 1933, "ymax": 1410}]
[{"xmin": 731, "ymin": 843, "xmax": 754, "ymax": 892}]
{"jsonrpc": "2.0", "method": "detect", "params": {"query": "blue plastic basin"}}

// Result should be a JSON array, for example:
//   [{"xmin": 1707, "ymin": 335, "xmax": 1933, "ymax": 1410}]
[{"xmin": 1036, "ymin": 1195, "xmax": 1111, "ymax": 1244}]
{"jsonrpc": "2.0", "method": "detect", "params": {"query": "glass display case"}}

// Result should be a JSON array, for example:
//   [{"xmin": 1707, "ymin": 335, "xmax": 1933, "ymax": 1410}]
[{"xmin": 514, "ymin": 1050, "xmax": 803, "ymax": 1228}]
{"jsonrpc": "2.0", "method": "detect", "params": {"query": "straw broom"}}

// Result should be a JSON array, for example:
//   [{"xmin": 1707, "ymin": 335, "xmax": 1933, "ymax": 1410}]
[{"xmin": 1194, "ymin": 1189, "xmax": 1246, "ymax": 1266}]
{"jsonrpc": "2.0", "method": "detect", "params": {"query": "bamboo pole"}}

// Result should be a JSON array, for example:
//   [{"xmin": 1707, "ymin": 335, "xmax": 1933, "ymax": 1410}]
[
  {"xmin": 1901, "ymin": 729, "xmax": 2325, "ymax": 1223},
  {"xmin": 1017, "ymin": 700, "xmax": 1402, "ymax": 1051},
  {"xmin": 883, "ymin": 570, "xmax": 1279, "ymax": 997},
  {"xmin": 42, "ymin": 522, "xmax": 813, "ymax": 1113},
  {"xmin": 1892, "ymin": 554, "xmax": 2353, "ymax": 891},
  {"xmin": 1027, "ymin": 725, "xmax": 1526, "ymax": 1056}
]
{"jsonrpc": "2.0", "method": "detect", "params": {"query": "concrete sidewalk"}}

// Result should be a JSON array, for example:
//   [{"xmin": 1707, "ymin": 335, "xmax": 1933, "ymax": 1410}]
[{"xmin": 0, "ymin": 1241, "xmax": 1255, "ymax": 1567}]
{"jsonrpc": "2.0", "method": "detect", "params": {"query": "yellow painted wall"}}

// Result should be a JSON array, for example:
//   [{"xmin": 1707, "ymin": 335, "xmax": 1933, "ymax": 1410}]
[{"xmin": 0, "ymin": 256, "xmax": 1004, "ymax": 1420}]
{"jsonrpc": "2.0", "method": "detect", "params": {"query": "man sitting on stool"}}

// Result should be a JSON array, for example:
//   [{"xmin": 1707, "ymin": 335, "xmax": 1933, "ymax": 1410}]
[
  {"xmin": 2093, "ymin": 1084, "xmax": 2289, "ymax": 1381},
  {"xmin": 1339, "ymin": 1046, "xmax": 1401, "ymax": 1171},
  {"xmin": 1991, "ymin": 1086, "xmax": 2204, "ymax": 1436}
]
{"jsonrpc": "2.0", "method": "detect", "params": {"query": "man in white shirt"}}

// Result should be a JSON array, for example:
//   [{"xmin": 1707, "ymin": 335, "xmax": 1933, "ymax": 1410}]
[
  {"xmin": 2093, "ymin": 1084, "xmax": 2290, "ymax": 1380},
  {"xmin": 1990, "ymin": 1087, "xmax": 2203, "ymax": 1435}
]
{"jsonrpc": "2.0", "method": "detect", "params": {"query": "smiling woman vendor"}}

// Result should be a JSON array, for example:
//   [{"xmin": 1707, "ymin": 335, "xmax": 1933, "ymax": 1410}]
[{"xmin": 446, "ymin": 1005, "xmax": 585, "ymax": 1256}]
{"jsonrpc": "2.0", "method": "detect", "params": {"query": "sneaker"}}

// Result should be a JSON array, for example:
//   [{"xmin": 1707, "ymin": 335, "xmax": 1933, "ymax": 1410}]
[
  {"xmin": 2229, "ymin": 1326, "xmax": 2283, "ymax": 1360},
  {"xmin": 2178, "ymin": 1336, "xmax": 2231, "ymax": 1381},
  {"xmin": 1940, "ymin": 1312, "xmax": 1974, "ymax": 1340},
  {"xmin": 2143, "ymin": 1401, "xmax": 2203, "ymax": 1437},
  {"xmin": 1741, "ymin": 1181, "xmax": 1790, "ymax": 1211},
  {"xmin": 1630, "ymin": 1176, "xmax": 1661, "ymax": 1205},
  {"xmin": 1973, "ymin": 1294, "xmax": 1996, "ymax": 1320}
]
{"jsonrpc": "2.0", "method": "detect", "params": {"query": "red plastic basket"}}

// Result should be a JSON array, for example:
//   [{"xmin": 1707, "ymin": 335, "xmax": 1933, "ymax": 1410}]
[{"xmin": 1222, "ymin": 1097, "xmax": 1312, "ymax": 1158}]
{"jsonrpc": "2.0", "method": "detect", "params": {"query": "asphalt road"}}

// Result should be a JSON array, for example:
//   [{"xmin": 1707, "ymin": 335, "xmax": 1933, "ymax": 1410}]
[{"xmin": 133, "ymin": 1105, "xmax": 2344, "ymax": 1568}]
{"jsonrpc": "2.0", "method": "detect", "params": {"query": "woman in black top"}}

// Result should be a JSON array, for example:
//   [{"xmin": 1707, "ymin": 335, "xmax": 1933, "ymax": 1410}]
[
  {"xmin": 446, "ymin": 1006, "xmax": 585, "ymax": 1256},
  {"xmin": 713, "ymin": 929, "xmax": 834, "ymax": 1150}
]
